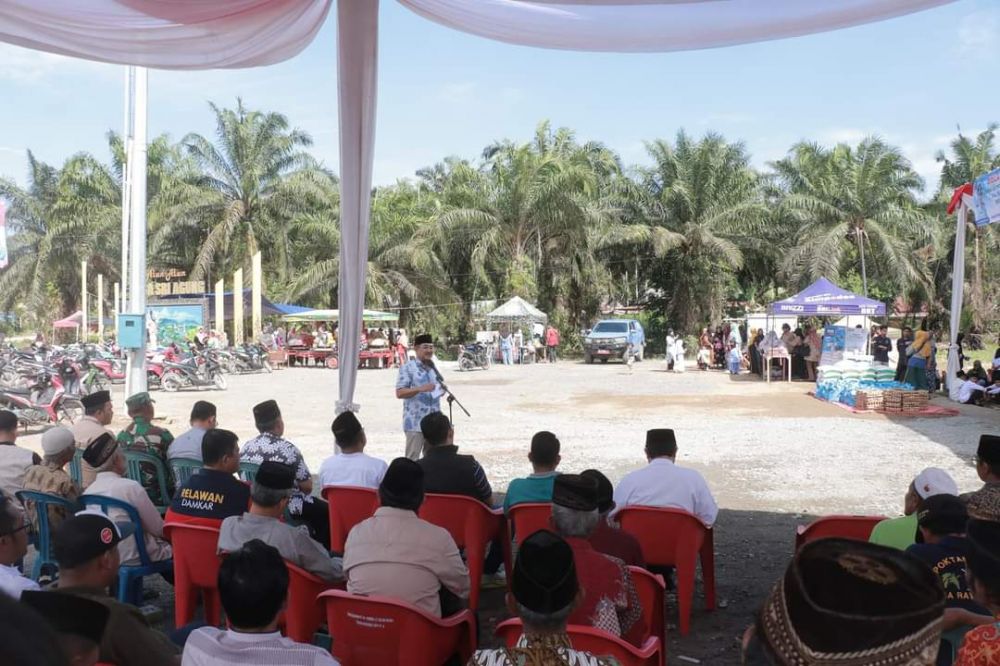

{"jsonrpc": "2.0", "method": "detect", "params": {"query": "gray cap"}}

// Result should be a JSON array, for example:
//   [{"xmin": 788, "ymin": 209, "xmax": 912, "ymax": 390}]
[{"xmin": 41, "ymin": 427, "xmax": 75, "ymax": 456}]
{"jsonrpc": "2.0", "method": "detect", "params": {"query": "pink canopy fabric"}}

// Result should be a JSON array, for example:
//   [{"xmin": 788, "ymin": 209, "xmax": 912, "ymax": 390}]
[
  {"xmin": 53, "ymin": 311, "xmax": 83, "ymax": 329},
  {"xmin": 0, "ymin": 0, "xmax": 960, "ymax": 411}
]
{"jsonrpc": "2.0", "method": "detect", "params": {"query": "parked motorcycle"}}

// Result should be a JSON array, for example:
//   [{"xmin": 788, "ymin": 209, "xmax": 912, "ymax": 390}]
[
  {"xmin": 458, "ymin": 342, "xmax": 492, "ymax": 371},
  {"xmin": 232, "ymin": 343, "xmax": 272, "ymax": 374},
  {"xmin": 160, "ymin": 352, "xmax": 227, "ymax": 392},
  {"xmin": 0, "ymin": 372, "xmax": 84, "ymax": 426}
]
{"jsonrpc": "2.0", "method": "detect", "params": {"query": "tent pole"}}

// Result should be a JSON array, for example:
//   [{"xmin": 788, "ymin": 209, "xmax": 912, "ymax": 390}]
[{"xmin": 125, "ymin": 66, "xmax": 148, "ymax": 397}]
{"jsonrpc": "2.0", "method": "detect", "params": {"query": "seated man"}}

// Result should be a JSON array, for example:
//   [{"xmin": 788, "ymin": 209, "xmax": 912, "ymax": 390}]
[
  {"xmin": 503, "ymin": 431, "xmax": 560, "ymax": 513},
  {"xmin": 906, "ymin": 494, "xmax": 993, "ymax": 631},
  {"xmin": 0, "ymin": 409, "xmax": 41, "ymax": 498},
  {"xmin": 241, "ymin": 400, "xmax": 329, "ymax": 548},
  {"xmin": 550, "ymin": 474, "xmax": 645, "ymax": 645},
  {"xmin": 166, "ymin": 400, "xmax": 217, "ymax": 462},
  {"xmin": 956, "ymin": 371, "xmax": 988, "ymax": 405},
  {"xmin": 318, "ymin": 411, "xmax": 387, "ymax": 489},
  {"xmin": 218, "ymin": 461, "xmax": 342, "ymax": 583},
  {"xmin": 469, "ymin": 529, "xmax": 618, "ymax": 666},
  {"xmin": 344, "ymin": 457, "xmax": 469, "ymax": 617},
  {"xmin": 742, "ymin": 539, "xmax": 945, "ymax": 664},
  {"xmin": 22, "ymin": 590, "xmax": 110, "ymax": 666},
  {"xmin": 955, "ymin": 520, "xmax": 1000, "ymax": 663},
  {"xmin": 52, "ymin": 511, "xmax": 180, "ymax": 666},
  {"xmin": 581, "ymin": 468, "xmax": 644, "ymax": 567},
  {"xmin": 22, "ymin": 426, "xmax": 81, "ymax": 534},
  {"xmin": 870, "ymin": 467, "xmax": 958, "ymax": 550},
  {"xmin": 165, "ymin": 429, "xmax": 250, "ymax": 524},
  {"xmin": 965, "ymin": 434, "xmax": 1000, "ymax": 522},
  {"xmin": 418, "ymin": 412, "xmax": 492, "ymax": 504},
  {"xmin": 73, "ymin": 390, "xmax": 115, "ymax": 488},
  {"xmin": 82, "ymin": 433, "xmax": 172, "ymax": 567},
  {"xmin": 0, "ymin": 489, "xmax": 38, "ymax": 599},
  {"xmin": 613, "ymin": 428, "xmax": 718, "ymax": 527},
  {"xmin": 116, "ymin": 391, "xmax": 175, "ymax": 506},
  {"xmin": 183, "ymin": 539, "xmax": 339, "ymax": 665}
]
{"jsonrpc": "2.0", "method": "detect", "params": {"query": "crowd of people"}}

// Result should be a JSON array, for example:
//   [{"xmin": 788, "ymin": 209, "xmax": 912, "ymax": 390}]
[{"xmin": 0, "ymin": 333, "xmax": 998, "ymax": 664}]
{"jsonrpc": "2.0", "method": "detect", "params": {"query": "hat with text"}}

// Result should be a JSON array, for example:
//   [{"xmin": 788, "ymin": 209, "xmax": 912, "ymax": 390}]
[
  {"xmin": 53, "ymin": 511, "xmax": 134, "ymax": 569},
  {"xmin": 81, "ymin": 432, "xmax": 118, "ymax": 468}
]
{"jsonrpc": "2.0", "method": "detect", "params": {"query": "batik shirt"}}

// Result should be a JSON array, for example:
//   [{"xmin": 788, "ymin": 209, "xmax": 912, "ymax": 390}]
[
  {"xmin": 565, "ymin": 537, "xmax": 646, "ymax": 645},
  {"xmin": 240, "ymin": 432, "xmax": 312, "ymax": 515},
  {"xmin": 117, "ymin": 417, "xmax": 175, "ymax": 506},
  {"xmin": 22, "ymin": 462, "xmax": 80, "ymax": 532},
  {"xmin": 396, "ymin": 359, "xmax": 440, "ymax": 432},
  {"xmin": 469, "ymin": 633, "xmax": 620, "ymax": 666},
  {"xmin": 955, "ymin": 621, "xmax": 1000, "ymax": 665}
]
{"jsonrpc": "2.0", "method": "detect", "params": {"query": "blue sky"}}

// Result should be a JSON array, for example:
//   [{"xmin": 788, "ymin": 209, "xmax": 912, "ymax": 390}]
[{"xmin": 0, "ymin": 0, "xmax": 996, "ymax": 198}]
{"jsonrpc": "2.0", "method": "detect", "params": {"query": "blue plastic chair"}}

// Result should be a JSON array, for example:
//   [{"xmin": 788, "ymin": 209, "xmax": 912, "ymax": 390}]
[
  {"xmin": 169, "ymin": 457, "xmax": 203, "ymax": 486},
  {"xmin": 123, "ymin": 449, "xmax": 172, "ymax": 513},
  {"xmin": 15, "ymin": 490, "xmax": 79, "ymax": 581},
  {"xmin": 69, "ymin": 449, "xmax": 83, "ymax": 487},
  {"xmin": 79, "ymin": 493, "xmax": 173, "ymax": 606},
  {"xmin": 238, "ymin": 462, "xmax": 259, "ymax": 483}
]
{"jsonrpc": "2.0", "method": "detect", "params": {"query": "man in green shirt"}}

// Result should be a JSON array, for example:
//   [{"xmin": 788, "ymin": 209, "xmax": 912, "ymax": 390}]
[
  {"xmin": 504, "ymin": 431, "xmax": 561, "ymax": 513},
  {"xmin": 117, "ymin": 391, "xmax": 175, "ymax": 506},
  {"xmin": 869, "ymin": 467, "xmax": 958, "ymax": 550}
]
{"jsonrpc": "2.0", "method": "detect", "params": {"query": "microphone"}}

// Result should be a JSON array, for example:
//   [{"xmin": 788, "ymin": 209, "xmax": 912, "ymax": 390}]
[{"xmin": 427, "ymin": 359, "xmax": 446, "ymax": 386}]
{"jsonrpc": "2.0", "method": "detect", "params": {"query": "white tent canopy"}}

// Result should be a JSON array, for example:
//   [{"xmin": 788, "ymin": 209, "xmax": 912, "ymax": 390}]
[
  {"xmin": 0, "ymin": 0, "xmax": 959, "ymax": 412},
  {"xmin": 485, "ymin": 296, "xmax": 548, "ymax": 325}
]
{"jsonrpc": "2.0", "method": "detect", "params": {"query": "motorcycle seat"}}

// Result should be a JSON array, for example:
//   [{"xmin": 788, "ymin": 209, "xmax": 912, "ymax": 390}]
[{"xmin": 3, "ymin": 386, "xmax": 32, "ymax": 395}]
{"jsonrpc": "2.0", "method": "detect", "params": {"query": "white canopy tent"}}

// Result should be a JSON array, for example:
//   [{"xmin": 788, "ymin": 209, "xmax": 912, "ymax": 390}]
[
  {"xmin": 485, "ymin": 296, "xmax": 548, "ymax": 326},
  {"xmin": 0, "ymin": 0, "xmax": 960, "ymax": 413}
]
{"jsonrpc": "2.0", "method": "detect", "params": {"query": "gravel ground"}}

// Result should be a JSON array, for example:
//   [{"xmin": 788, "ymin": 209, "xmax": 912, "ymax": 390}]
[{"xmin": 17, "ymin": 359, "xmax": 1000, "ymax": 663}]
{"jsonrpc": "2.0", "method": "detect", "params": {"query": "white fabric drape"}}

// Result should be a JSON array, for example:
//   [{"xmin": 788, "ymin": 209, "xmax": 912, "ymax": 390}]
[
  {"xmin": 947, "ymin": 198, "xmax": 970, "ymax": 402},
  {"xmin": 0, "ymin": 0, "xmax": 331, "ymax": 68},
  {"xmin": 399, "ymin": 0, "xmax": 959, "ymax": 52},
  {"xmin": 335, "ymin": 0, "xmax": 379, "ymax": 414}
]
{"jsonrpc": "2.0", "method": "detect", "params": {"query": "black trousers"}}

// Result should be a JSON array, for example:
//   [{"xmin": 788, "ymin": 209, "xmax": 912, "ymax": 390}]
[{"xmin": 297, "ymin": 497, "xmax": 331, "ymax": 550}]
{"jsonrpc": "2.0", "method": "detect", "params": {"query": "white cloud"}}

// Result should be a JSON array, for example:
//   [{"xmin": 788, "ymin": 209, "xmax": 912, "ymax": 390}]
[
  {"xmin": 0, "ymin": 43, "xmax": 115, "ymax": 84},
  {"xmin": 956, "ymin": 9, "xmax": 999, "ymax": 59}
]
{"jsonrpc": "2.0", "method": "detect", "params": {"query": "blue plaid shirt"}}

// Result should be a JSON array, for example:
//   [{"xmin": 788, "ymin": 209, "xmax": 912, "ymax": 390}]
[{"xmin": 396, "ymin": 359, "xmax": 440, "ymax": 432}]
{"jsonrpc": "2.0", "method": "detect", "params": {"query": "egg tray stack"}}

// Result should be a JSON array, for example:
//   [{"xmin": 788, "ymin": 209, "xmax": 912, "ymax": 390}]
[
  {"xmin": 883, "ymin": 390, "xmax": 904, "ymax": 413},
  {"xmin": 900, "ymin": 390, "xmax": 929, "ymax": 412},
  {"xmin": 855, "ymin": 389, "xmax": 885, "ymax": 412}
]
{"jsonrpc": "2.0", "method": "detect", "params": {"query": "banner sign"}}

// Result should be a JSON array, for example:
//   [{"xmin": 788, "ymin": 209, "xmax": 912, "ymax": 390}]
[
  {"xmin": 819, "ymin": 325, "xmax": 846, "ymax": 367},
  {"xmin": 0, "ymin": 201, "xmax": 7, "ymax": 269},
  {"xmin": 972, "ymin": 167, "xmax": 1000, "ymax": 227},
  {"xmin": 146, "ymin": 269, "xmax": 204, "ymax": 297}
]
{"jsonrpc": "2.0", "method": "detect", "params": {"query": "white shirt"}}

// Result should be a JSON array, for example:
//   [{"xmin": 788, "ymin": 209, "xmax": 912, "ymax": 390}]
[
  {"xmin": 318, "ymin": 452, "xmax": 388, "ymax": 489},
  {"xmin": 0, "ymin": 563, "xmax": 39, "ymax": 599},
  {"xmin": 182, "ymin": 627, "xmax": 339, "ymax": 666},
  {"xmin": 959, "ymin": 380, "xmax": 987, "ymax": 403},
  {"xmin": 612, "ymin": 457, "xmax": 718, "ymax": 527},
  {"xmin": 0, "ymin": 443, "xmax": 37, "ymax": 498},
  {"xmin": 84, "ymin": 471, "xmax": 172, "ymax": 565}
]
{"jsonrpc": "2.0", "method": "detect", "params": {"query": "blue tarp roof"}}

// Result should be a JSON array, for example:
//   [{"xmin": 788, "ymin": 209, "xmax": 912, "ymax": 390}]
[{"xmin": 273, "ymin": 303, "xmax": 312, "ymax": 315}]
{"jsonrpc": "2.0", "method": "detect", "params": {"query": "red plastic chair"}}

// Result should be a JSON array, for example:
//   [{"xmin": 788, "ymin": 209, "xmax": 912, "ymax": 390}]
[
  {"xmin": 616, "ymin": 506, "xmax": 715, "ymax": 636},
  {"xmin": 321, "ymin": 485, "xmax": 379, "ymax": 553},
  {"xmin": 507, "ymin": 502, "xmax": 553, "ymax": 546},
  {"xmin": 162, "ymin": 521, "xmax": 222, "ymax": 627},
  {"xmin": 418, "ymin": 493, "xmax": 504, "ymax": 612},
  {"xmin": 320, "ymin": 589, "xmax": 476, "ymax": 666},
  {"xmin": 628, "ymin": 566, "xmax": 666, "ymax": 666},
  {"xmin": 496, "ymin": 618, "xmax": 661, "ymax": 666},
  {"xmin": 794, "ymin": 515, "xmax": 887, "ymax": 550},
  {"xmin": 283, "ymin": 560, "xmax": 342, "ymax": 643}
]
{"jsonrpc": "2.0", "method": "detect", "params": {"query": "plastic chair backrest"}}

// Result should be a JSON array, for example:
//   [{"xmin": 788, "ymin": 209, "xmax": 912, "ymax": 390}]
[
  {"xmin": 508, "ymin": 502, "xmax": 552, "ymax": 545},
  {"xmin": 69, "ymin": 449, "xmax": 83, "ymax": 486},
  {"xmin": 237, "ymin": 462, "xmax": 259, "ymax": 483},
  {"xmin": 162, "ymin": 521, "xmax": 222, "ymax": 627},
  {"xmin": 79, "ymin": 493, "xmax": 154, "ymax": 566},
  {"xmin": 321, "ymin": 485, "xmax": 379, "ymax": 553},
  {"xmin": 629, "ymin": 565, "xmax": 666, "ymax": 662},
  {"xmin": 795, "ymin": 515, "xmax": 887, "ymax": 550},
  {"xmin": 123, "ymin": 449, "xmax": 171, "ymax": 510},
  {"xmin": 320, "ymin": 589, "xmax": 476, "ymax": 666},
  {"xmin": 15, "ymin": 490, "xmax": 78, "ymax": 580},
  {"xmin": 284, "ymin": 560, "xmax": 339, "ymax": 643},
  {"xmin": 418, "ymin": 493, "xmax": 502, "ymax": 611},
  {"xmin": 495, "ymin": 618, "xmax": 661, "ymax": 666},
  {"xmin": 169, "ymin": 458, "xmax": 203, "ymax": 486}
]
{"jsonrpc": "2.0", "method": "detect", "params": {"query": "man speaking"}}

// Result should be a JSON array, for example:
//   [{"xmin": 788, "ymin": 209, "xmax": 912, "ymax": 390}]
[{"xmin": 395, "ymin": 334, "xmax": 441, "ymax": 460}]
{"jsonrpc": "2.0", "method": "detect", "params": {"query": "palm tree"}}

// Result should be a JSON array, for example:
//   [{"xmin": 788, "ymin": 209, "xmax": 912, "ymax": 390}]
[
  {"xmin": 634, "ymin": 131, "xmax": 770, "ymax": 330},
  {"xmin": 773, "ymin": 138, "xmax": 931, "ymax": 298},
  {"xmin": 152, "ymin": 99, "xmax": 330, "ymax": 285}
]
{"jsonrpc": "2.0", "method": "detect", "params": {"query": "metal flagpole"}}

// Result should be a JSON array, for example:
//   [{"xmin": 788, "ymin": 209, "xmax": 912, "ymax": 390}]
[{"xmin": 125, "ymin": 66, "xmax": 148, "ymax": 395}]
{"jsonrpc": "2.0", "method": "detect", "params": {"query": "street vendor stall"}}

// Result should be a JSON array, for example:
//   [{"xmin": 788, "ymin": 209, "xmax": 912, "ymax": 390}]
[{"xmin": 280, "ymin": 308, "xmax": 400, "ymax": 369}]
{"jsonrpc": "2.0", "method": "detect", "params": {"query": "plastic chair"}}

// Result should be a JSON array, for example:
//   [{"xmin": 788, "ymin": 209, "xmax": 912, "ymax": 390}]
[
  {"xmin": 237, "ymin": 462, "xmax": 259, "ymax": 483},
  {"xmin": 496, "ymin": 618, "xmax": 661, "ymax": 666},
  {"xmin": 795, "ymin": 515, "xmax": 887, "ymax": 550},
  {"xmin": 507, "ymin": 502, "xmax": 552, "ymax": 545},
  {"xmin": 418, "ymin": 493, "xmax": 504, "ymax": 612},
  {"xmin": 321, "ymin": 486, "xmax": 379, "ymax": 554},
  {"xmin": 320, "ymin": 589, "xmax": 476, "ymax": 666},
  {"xmin": 169, "ymin": 457, "xmax": 203, "ymax": 486},
  {"xmin": 629, "ymin": 566, "xmax": 667, "ymax": 666},
  {"xmin": 15, "ymin": 490, "xmax": 78, "ymax": 580},
  {"xmin": 69, "ymin": 448, "xmax": 83, "ymax": 487},
  {"xmin": 617, "ymin": 506, "xmax": 715, "ymax": 636},
  {"xmin": 79, "ymin": 493, "xmax": 173, "ymax": 606},
  {"xmin": 123, "ymin": 449, "xmax": 172, "ymax": 513},
  {"xmin": 283, "ymin": 560, "xmax": 342, "ymax": 643},
  {"xmin": 162, "ymin": 521, "xmax": 222, "ymax": 627}
]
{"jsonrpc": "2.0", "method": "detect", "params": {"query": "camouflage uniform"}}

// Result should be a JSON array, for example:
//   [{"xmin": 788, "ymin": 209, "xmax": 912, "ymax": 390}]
[
  {"xmin": 117, "ymin": 417, "xmax": 175, "ymax": 506},
  {"xmin": 22, "ymin": 462, "xmax": 80, "ymax": 533}
]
